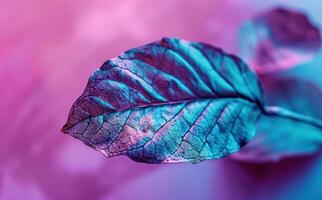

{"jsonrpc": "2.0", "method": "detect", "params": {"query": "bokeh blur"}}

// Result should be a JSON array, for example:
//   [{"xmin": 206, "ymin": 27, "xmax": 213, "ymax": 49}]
[{"xmin": 1, "ymin": 0, "xmax": 322, "ymax": 200}]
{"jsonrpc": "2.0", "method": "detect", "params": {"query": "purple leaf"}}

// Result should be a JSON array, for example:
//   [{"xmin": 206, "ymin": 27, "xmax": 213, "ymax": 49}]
[
  {"xmin": 239, "ymin": 7, "xmax": 321, "ymax": 74},
  {"xmin": 232, "ymin": 78, "xmax": 322, "ymax": 162},
  {"xmin": 62, "ymin": 37, "xmax": 264, "ymax": 163}
]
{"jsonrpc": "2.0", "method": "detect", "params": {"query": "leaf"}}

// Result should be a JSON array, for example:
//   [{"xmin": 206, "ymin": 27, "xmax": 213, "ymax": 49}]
[
  {"xmin": 239, "ymin": 7, "xmax": 321, "ymax": 74},
  {"xmin": 62, "ymin": 37, "xmax": 264, "ymax": 163},
  {"xmin": 234, "ymin": 113, "xmax": 322, "ymax": 163},
  {"xmin": 232, "ymin": 78, "xmax": 322, "ymax": 162},
  {"xmin": 262, "ymin": 77, "xmax": 322, "ymax": 119}
]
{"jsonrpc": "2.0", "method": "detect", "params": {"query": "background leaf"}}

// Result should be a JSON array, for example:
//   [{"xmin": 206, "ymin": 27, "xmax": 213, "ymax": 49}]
[
  {"xmin": 239, "ymin": 7, "xmax": 321, "ymax": 74},
  {"xmin": 232, "ymin": 78, "xmax": 322, "ymax": 162},
  {"xmin": 262, "ymin": 78, "xmax": 322, "ymax": 119},
  {"xmin": 62, "ymin": 37, "xmax": 263, "ymax": 163}
]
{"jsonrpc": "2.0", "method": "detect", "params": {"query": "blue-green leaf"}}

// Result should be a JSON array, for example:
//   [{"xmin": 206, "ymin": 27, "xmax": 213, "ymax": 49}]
[
  {"xmin": 233, "ymin": 78, "xmax": 322, "ymax": 162},
  {"xmin": 62, "ymin": 37, "xmax": 263, "ymax": 163}
]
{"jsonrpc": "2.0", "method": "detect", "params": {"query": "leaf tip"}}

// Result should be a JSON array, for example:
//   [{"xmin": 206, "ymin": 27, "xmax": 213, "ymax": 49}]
[{"xmin": 61, "ymin": 123, "xmax": 70, "ymax": 134}]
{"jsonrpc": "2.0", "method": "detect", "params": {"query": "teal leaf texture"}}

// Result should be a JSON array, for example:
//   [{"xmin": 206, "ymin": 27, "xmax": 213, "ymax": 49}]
[{"xmin": 62, "ymin": 38, "xmax": 263, "ymax": 163}]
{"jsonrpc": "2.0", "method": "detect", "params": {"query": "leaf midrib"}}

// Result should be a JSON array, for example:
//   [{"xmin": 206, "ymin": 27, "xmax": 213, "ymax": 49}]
[{"xmin": 62, "ymin": 95, "xmax": 259, "ymax": 132}]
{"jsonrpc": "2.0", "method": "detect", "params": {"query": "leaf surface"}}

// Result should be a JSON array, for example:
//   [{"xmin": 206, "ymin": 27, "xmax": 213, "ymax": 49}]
[{"xmin": 62, "ymin": 37, "xmax": 263, "ymax": 163}]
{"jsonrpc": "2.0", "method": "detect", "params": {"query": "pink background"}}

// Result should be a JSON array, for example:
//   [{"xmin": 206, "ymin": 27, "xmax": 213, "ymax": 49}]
[{"xmin": 1, "ymin": 0, "xmax": 322, "ymax": 199}]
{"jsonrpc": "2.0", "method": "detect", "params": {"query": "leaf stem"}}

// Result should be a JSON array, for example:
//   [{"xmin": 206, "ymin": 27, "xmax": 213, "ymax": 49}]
[{"xmin": 263, "ymin": 106, "xmax": 322, "ymax": 129}]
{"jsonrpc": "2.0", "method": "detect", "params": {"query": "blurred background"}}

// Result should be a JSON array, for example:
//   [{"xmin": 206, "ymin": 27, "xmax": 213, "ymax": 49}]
[{"xmin": 1, "ymin": 0, "xmax": 321, "ymax": 199}]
